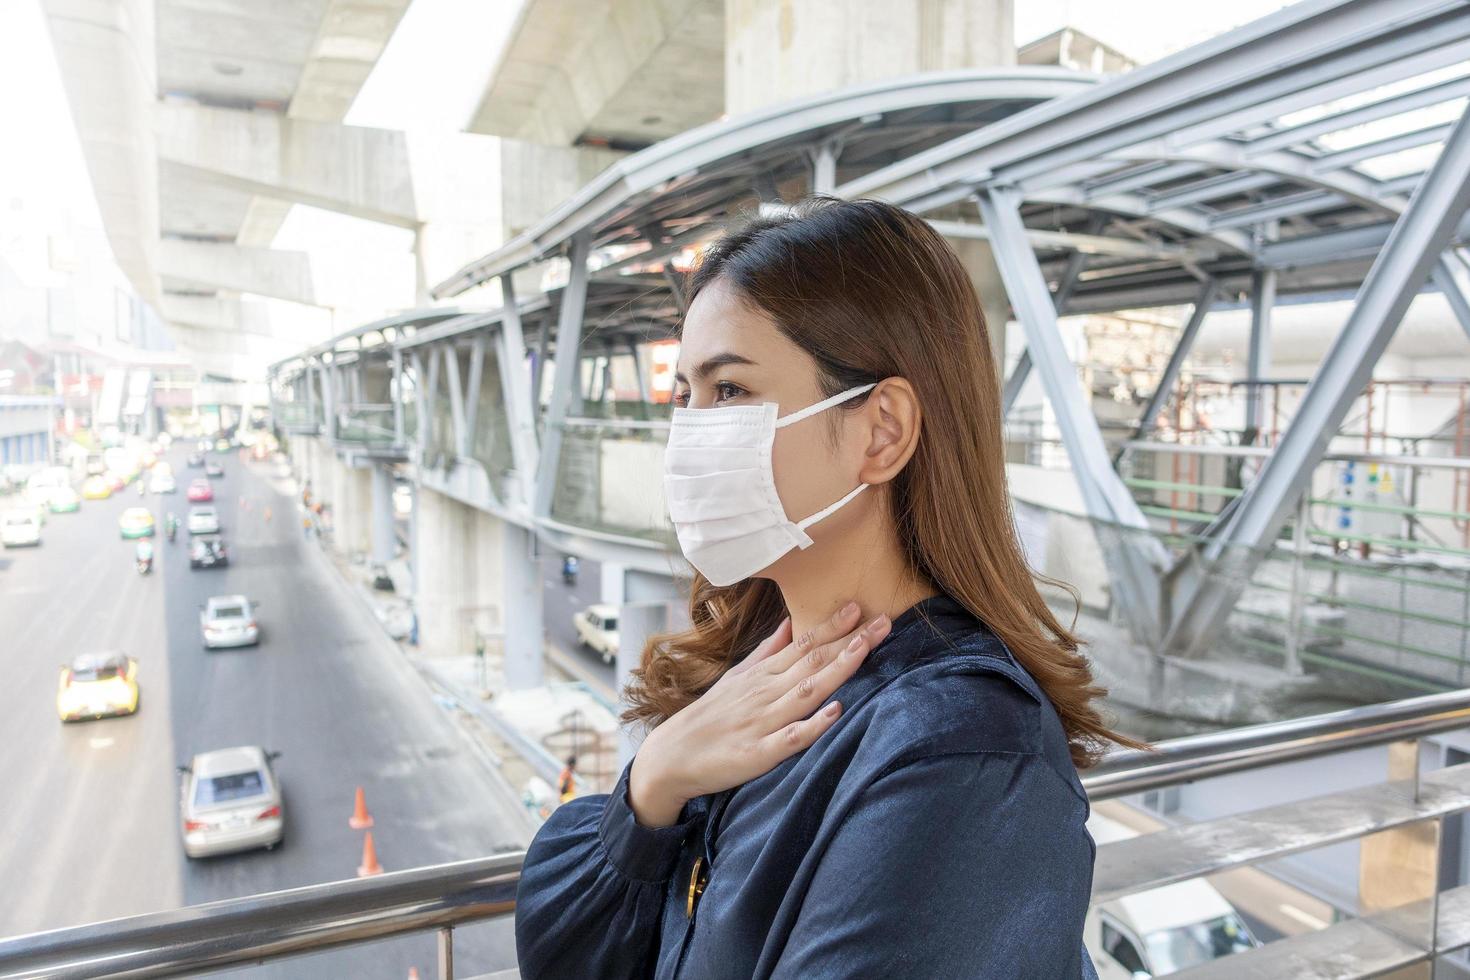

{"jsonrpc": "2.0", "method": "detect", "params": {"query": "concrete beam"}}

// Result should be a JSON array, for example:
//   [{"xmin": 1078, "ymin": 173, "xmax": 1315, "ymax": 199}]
[
  {"xmin": 289, "ymin": 0, "xmax": 413, "ymax": 123},
  {"xmin": 158, "ymin": 240, "xmax": 317, "ymax": 306},
  {"xmin": 156, "ymin": 103, "xmax": 419, "ymax": 228},
  {"xmin": 160, "ymin": 294, "xmax": 280, "ymax": 337},
  {"xmin": 466, "ymin": 0, "xmax": 723, "ymax": 147},
  {"xmin": 41, "ymin": 0, "xmax": 163, "ymax": 309}
]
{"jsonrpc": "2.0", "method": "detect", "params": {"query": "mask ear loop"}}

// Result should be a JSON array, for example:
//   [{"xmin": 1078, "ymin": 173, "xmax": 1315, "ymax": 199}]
[
  {"xmin": 773, "ymin": 382, "xmax": 877, "ymax": 429},
  {"xmin": 795, "ymin": 483, "xmax": 869, "ymax": 531}
]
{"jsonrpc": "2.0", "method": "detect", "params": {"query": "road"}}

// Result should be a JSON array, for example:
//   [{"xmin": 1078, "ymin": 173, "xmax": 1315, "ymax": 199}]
[
  {"xmin": 538, "ymin": 552, "xmax": 616, "ymax": 691},
  {"xmin": 0, "ymin": 448, "xmax": 527, "ymax": 978}
]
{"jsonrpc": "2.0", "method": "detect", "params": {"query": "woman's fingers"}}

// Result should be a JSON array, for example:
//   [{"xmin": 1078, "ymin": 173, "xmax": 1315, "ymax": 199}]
[
  {"xmin": 760, "ymin": 698, "xmax": 845, "ymax": 763},
  {"xmin": 764, "ymin": 600, "xmax": 863, "ymax": 674},
  {"xmin": 728, "ymin": 616, "xmax": 792, "ymax": 676},
  {"xmin": 772, "ymin": 614, "xmax": 891, "ymax": 716}
]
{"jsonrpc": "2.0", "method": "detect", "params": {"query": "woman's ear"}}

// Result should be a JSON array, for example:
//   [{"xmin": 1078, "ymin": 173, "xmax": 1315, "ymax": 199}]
[{"xmin": 856, "ymin": 378, "xmax": 921, "ymax": 486}]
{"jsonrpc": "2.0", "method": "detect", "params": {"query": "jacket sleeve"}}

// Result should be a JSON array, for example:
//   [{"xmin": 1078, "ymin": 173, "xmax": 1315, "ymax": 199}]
[
  {"xmin": 515, "ymin": 757, "xmax": 698, "ymax": 980},
  {"xmin": 769, "ymin": 750, "xmax": 1098, "ymax": 980}
]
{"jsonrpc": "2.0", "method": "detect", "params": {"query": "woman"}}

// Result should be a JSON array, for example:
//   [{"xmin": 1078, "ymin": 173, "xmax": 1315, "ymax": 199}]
[{"xmin": 515, "ymin": 197, "xmax": 1144, "ymax": 978}]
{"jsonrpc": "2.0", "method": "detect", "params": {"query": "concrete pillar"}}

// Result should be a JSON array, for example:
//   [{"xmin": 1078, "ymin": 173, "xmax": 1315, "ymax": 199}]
[
  {"xmin": 725, "ymin": 0, "xmax": 1015, "ymax": 117},
  {"xmin": 615, "ymin": 601, "xmax": 674, "ymax": 771},
  {"xmin": 329, "ymin": 457, "xmax": 373, "ymax": 557},
  {"xmin": 502, "ymin": 523, "xmax": 545, "ymax": 690},
  {"xmin": 369, "ymin": 463, "xmax": 396, "ymax": 564},
  {"xmin": 600, "ymin": 561, "xmax": 627, "ymax": 607},
  {"xmin": 416, "ymin": 486, "xmax": 476, "ymax": 657}
]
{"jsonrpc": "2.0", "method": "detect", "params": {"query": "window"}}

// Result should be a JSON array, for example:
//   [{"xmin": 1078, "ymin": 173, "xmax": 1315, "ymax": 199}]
[
  {"xmin": 212, "ymin": 605, "xmax": 246, "ymax": 620},
  {"xmin": 1101, "ymin": 920, "xmax": 1149, "ymax": 975},
  {"xmin": 194, "ymin": 770, "xmax": 266, "ymax": 806},
  {"xmin": 1143, "ymin": 913, "xmax": 1257, "ymax": 973}
]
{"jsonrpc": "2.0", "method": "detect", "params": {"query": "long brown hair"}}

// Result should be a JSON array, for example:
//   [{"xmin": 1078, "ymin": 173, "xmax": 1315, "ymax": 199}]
[{"xmin": 621, "ymin": 197, "xmax": 1146, "ymax": 768}]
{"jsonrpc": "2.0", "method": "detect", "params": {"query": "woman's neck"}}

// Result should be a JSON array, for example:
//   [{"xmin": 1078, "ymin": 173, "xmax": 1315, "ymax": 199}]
[{"xmin": 768, "ymin": 505, "xmax": 937, "ymax": 645}]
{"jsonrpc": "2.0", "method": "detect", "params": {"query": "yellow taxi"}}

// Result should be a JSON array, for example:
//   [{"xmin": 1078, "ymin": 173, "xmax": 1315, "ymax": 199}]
[
  {"xmin": 119, "ymin": 507, "xmax": 156, "ymax": 539},
  {"xmin": 82, "ymin": 475, "xmax": 112, "ymax": 499},
  {"xmin": 57, "ymin": 652, "xmax": 140, "ymax": 721}
]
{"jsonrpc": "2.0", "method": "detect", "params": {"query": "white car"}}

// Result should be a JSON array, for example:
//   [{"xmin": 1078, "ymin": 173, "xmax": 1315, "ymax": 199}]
[
  {"xmin": 200, "ymin": 594, "xmax": 259, "ymax": 649},
  {"xmin": 178, "ymin": 746, "xmax": 283, "ymax": 858},
  {"xmin": 573, "ymin": 604, "xmax": 620, "ymax": 663},
  {"xmin": 187, "ymin": 505, "xmax": 220, "ymax": 535},
  {"xmin": 1086, "ymin": 813, "xmax": 1260, "ymax": 978},
  {"xmin": 1, "ymin": 510, "xmax": 42, "ymax": 548},
  {"xmin": 149, "ymin": 472, "xmax": 177, "ymax": 494}
]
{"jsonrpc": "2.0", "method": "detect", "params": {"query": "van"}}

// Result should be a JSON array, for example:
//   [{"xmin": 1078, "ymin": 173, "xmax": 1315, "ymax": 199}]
[{"xmin": 1085, "ymin": 813, "xmax": 1260, "ymax": 978}]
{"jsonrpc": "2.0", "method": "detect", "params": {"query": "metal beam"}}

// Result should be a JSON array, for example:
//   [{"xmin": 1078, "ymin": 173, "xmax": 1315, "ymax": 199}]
[
  {"xmin": 391, "ymin": 348, "xmax": 405, "ymax": 445},
  {"xmin": 1433, "ymin": 250, "xmax": 1470, "ymax": 343},
  {"xmin": 1166, "ymin": 107, "xmax": 1470, "ymax": 657},
  {"xmin": 533, "ymin": 232, "xmax": 591, "ymax": 519},
  {"xmin": 462, "ymin": 334, "xmax": 487, "ymax": 459},
  {"xmin": 841, "ymin": 1, "xmax": 1470, "ymax": 207},
  {"xmin": 977, "ymin": 186, "xmax": 1167, "ymax": 644},
  {"xmin": 442, "ymin": 344, "xmax": 467, "ymax": 458},
  {"xmin": 1245, "ymin": 263, "xmax": 1277, "ymax": 438},
  {"xmin": 498, "ymin": 275, "xmax": 542, "ymax": 509},
  {"xmin": 1127, "ymin": 278, "xmax": 1216, "ymax": 448},
  {"xmin": 1245, "ymin": 73, "xmax": 1470, "ymax": 156},
  {"xmin": 1002, "ymin": 237, "xmax": 1096, "ymax": 417}
]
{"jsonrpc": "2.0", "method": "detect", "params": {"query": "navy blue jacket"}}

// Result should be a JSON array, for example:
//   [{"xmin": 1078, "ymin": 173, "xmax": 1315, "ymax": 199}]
[{"xmin": 515, "ymin": 594, "xmax": 1101, "ymax": 979}]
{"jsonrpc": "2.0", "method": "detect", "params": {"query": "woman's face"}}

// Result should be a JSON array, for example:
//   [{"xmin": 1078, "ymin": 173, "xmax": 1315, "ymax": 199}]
[{"xmin": 673, "ymin": 277, "xmax": 872, "ymax": 577}]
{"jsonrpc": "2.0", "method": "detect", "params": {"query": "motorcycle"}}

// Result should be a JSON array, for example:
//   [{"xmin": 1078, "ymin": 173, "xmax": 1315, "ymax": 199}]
[
  {"xmin": 165, "ymin": 514, "xmax": 178, "ymax": 542},
  {"xmin": 135, "ymin": 542, "xmax": 154, "ymax": 575},
  {"xmin": 561, "ymin": 555, "xmax": 579, "ymax": 587}
]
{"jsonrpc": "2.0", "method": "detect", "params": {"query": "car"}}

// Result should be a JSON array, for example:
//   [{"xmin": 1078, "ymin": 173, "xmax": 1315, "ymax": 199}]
[
  {"xmin": 81, "ymin": 475, "xmax": 112, "ymax": 499},
  {"xmin": 214, "ymin": 438, "xmax": 231, "ymax": 453},
  {"xmin": 105, "ymin": 471, "xmax": 127, "ymax": 493},
  {"xmin": 1, "ymin": 510, "xmax": 42, "ymax": 548},
  {"xmin": 119, "ymin": 507, "xmax": 156, "ymax": 539},
  {"xmin": 204, "ymin": 460, "xmax": 224, "ymax": 479},
  {"xmin": 187, "ymin": 506, "xmax": 221, "ymax": 535},
  {"xmin": 573, "ymin": 604, "xmax": 620, "ymax": 664},
  {"xmin": 57, "ymin": 652, "xmax": 139, "ymax": 721},
  {"xmin": 200, "ymin": 594, "xmax": 259, "ymax": 649},
  {"xmin": 1084, "ymin": 813, "xmax": 1260, "ymax": 978},
  {"xmin": 178, "ymin": 746, "xmax": 283, "ymax": 858},
  {"xmin": 141, "ymin": 451, "xmax": 157, "ymax": 469},
  {"xmin": 189, "ymin": 536, "xmax": 229, "ymax": 569},
  {"xmin": 186, "ymin": 451, "xmax": 205, "ymax": 468},
  {"xmin": 48, "ymin": 486, "xmax": 81, "ymax": 513},
  {"xmin": 187, "ymin": 479, "xmax": 214, "ymax": 502},
  {"xmin": 150, "ymin": 472, "xmax": 177, "ymax": 494}
]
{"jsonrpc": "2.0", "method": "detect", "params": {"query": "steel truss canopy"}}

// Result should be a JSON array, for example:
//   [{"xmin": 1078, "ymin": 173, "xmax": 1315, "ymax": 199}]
[
  {"xmin": 279, "ymin": 0, "xmax": 1470, "ymax": 653},
  {"xmin": 431, "ymin": 69, "xmax": 1097, "ymax": 298}
]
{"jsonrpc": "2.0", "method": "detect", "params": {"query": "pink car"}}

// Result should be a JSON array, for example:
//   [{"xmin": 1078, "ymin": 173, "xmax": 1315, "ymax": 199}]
[{"xmin": 187, "ymin": 479, "xmax": 214, "ymax": 502}]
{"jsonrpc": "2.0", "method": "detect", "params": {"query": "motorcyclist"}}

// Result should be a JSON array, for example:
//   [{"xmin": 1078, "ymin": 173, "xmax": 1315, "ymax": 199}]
[
  {"xmin": 165, "ymin": 512, "xmax": 178, "ymax": 541},
  {"xmin": 135, "ymin": 539, "xmax": 154, "ymax": 574},
  {"xmin": 561, "ymin": 555, "xmax": 579, "ymax": 586}
]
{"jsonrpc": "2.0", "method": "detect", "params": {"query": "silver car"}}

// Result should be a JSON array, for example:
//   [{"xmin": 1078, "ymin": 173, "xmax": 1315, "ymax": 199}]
[
  {"xmin": 200, "ymin": 595, "xmax": 260, "ymax": 649},
  {"xmin": 178, "ymin": 746, "xmax": 283, "ymax": 858},
  {"xmin": 187, "ymin": 505, "xmax": 220, "ymax": 535}
]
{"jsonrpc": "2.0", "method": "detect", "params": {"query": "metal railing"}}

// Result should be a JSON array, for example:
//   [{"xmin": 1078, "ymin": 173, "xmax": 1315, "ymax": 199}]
[{"xmin": 6, "ymin": 689, "xmax": 1470, "ymax": 978}]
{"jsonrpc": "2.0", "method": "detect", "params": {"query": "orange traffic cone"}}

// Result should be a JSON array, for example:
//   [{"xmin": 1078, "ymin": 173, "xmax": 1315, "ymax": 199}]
[
  {"xmin": 349, "ymin": 786, "xmax": 374, "ymax": 829},
  {"xmin": 408, "ymin": 970, "xmax": 420, "ymax": 980},
  {"xmin": 357, "ymin": 831, "xmax": 383, "ymax": 877}
]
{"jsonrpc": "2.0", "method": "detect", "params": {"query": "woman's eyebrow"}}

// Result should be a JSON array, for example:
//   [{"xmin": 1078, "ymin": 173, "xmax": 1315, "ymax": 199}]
[{"xmin": 674, "ymin": 352, "xmax": 757, "ymax": 384}]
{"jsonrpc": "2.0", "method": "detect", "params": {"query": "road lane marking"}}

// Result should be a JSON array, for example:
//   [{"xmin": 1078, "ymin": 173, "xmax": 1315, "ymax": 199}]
[
  {"xmin": 1278, "ymin": 903, "xmax": 1329, "ymax": 930},
  {"xmin": 88, "ymin": 737, "xmax": 115, "ymax": 749}
]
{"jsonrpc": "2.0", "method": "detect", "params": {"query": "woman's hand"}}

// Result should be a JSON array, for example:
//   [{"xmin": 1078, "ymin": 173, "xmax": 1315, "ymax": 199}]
[{"xmin": 627, "ymin": 601, "xmax": 892, "ymax": 828}]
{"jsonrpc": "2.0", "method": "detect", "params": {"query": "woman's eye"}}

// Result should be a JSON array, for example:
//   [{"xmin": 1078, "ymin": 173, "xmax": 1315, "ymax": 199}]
[
  {"xmin": 714, "ymin": 382, "xmax": 745, "ymax": 402},
  {"xmin": 673, "ymin": 387, "xmax": 691, "ymax": 407}
]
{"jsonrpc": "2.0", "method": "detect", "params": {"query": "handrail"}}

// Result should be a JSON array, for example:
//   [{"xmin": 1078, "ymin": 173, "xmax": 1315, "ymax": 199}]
[
  {"xmin": 0, "ymin": 853, "xmax": 521, "ymax": 980},
  {"xmin": 8, "ymin": 690, "xmax": 1470, "ymax": 977},
  {"xmin": 1084, "ymin": 687, "xmax": 1470, "ymax": 800}
]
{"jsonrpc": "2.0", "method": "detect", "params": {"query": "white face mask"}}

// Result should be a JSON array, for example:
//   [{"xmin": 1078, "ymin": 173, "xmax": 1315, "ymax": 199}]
[{"xmin": 663, "ymin": 383, "xmax": 877, "ymax": 586}]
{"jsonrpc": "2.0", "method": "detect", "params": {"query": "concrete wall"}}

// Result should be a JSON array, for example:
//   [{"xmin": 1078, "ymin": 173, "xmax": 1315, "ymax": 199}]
[{"xmin": 725, "ymin": 0, "xmax": 1015, "ymax": 116}]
